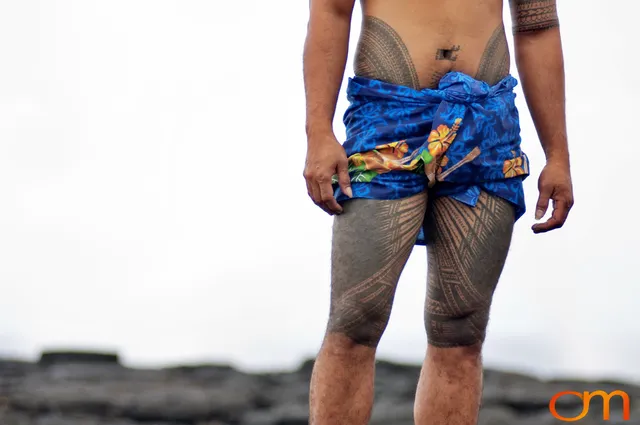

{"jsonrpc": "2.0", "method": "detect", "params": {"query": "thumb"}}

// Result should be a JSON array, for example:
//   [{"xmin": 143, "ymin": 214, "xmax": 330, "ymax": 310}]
[
  {"xmin": 337, "ymin": 159, "xmax": 353, "ymax": 198},
  {"xmin": 535, "ymin": 185, "xmax": 553, "ymax": 220}
]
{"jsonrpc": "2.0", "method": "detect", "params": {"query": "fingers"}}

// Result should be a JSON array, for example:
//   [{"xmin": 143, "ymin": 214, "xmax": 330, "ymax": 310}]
[
  {"xmin": 306, "ymin": 179, "xmax": 334, "ymax": 215},
  {"xmin": 304, "ymin": 171, "xmax": 343, "ymax": 215},
  {"xmin": 319, "ymin": 179, "xmax": 343, "ymax": 214},
  {"xmin": 336, "ymin": 159, "xmax": 353, "ymax": 198},
  {"xmin": 532, "ymin": 196, "xmax": 573, "ymax": 234},
  {"xmin": 534, "ymin": 184, "xmax": 552, "ymax": 220}
]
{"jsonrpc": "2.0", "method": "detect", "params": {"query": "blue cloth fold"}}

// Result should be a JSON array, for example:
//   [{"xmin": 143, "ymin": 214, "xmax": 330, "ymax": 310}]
[{"xmin": 333, "ymin": 72, "xmax": 530, "ymax": 246}]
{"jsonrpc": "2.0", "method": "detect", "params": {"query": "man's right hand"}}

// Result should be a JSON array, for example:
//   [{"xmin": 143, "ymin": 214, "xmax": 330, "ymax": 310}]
[{"xmin": 303, "ymin": 133, "xmax": 353, "ymax": 215}]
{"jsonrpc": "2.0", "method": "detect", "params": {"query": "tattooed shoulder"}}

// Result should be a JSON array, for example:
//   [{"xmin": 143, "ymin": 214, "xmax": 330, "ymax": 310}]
[{"xmin": 509, "ymin": 0, "xmax": 559, "ymax": 33}]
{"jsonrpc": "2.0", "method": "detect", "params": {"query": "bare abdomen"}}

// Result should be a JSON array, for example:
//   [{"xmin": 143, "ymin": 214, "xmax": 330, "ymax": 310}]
[{"xmin": 354, "ymin": 3, "xmax": 510, "ymax": 89}]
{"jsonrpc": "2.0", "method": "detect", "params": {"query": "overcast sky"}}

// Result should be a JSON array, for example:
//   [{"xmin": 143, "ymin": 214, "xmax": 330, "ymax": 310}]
[{"xmin": 0, "ymin": 1, "xmax": 638, "ymax": 383}]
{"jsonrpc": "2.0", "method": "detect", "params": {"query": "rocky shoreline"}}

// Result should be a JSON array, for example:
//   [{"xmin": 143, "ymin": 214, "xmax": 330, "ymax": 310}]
[{"xmin": 0, "ymin": 351, "xmax": 637, "ymax": 425}]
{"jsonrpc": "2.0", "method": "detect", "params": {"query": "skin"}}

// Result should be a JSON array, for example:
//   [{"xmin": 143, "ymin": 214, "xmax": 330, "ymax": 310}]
[
  {"xmin": 354, "ymin": 16, "xmax": 421, "ymax": 89},
  {"xmin": 310, "ymin": 192, "xmax": 427, "ymax": 424},
  {"xmin": 415, "ymin": 193, "xmax": 514, "ymax": 424},
  {"xmin": 509, "ymin": 0, "xmax": 574, "ymax": 232},
  {"xmin": 303, "ymin": 0, "xmax": 574, "ymax": 424},
  {"xmin": 310, "ymin": 192, "xmax": 515, "ymax": 425}
]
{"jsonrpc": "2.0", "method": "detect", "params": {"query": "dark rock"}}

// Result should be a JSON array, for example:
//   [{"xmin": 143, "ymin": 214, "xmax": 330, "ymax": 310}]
[
  {"xmin": 1, "ymin": 352, "xmax": 638, "ymax": 425},
  {"xmin": 164, "ymin": 364, "xmax": 237, "ymax": 382},
  {"xmin": 369, "ymin": 399, "xmax": 414, "ymax": 424},
  {"xmin": 477, "ymin": 406, "xmax": 516, "ymax": 425},
  {"xmin": 39, "ymin": 351, "xmax": 120, "ymax": 367},
  {"xmin": 242, "ymin": 404, "xmax": 308, "ymax": 425},
  {"xmin": 296, "ymin": 359, "xmax": 315, "ymax": 378}
]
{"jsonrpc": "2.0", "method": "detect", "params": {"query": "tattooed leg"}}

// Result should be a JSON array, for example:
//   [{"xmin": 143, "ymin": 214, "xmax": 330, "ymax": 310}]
[
  {"xmin": 424, "ymin": 192, "xmax": 514, "ymax": 346},
  {"xmin": 310, "ymin": 192, "xmax": 427, "ymax": 425},
  {"xmin": 414, "ymin": 192, "xmax": 515, "ymax": 425}
]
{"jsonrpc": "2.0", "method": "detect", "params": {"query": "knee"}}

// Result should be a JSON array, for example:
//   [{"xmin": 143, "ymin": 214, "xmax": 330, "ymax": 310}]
[
  {"xmin": 427, "ymin": 342, "xmax": 483, "ymax": 374},
  {"xmin": 326, "ymin": 300, "xmax": 392, "ymax": 348},
  {"xmin": 424, "ymin": 304, "xmax": 490, "ymax": 348}
]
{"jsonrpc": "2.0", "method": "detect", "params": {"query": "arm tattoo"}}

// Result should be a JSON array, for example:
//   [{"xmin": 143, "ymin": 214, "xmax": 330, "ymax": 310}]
[{"xmin": 510, "ymin": 0, "xmax": 559, "ymax": 33}]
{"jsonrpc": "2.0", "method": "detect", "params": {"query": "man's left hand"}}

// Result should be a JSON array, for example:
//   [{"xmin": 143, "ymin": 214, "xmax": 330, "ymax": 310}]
[{"xmin": 532, "ymin": 159, "xmax": 574, "ymax": 234}]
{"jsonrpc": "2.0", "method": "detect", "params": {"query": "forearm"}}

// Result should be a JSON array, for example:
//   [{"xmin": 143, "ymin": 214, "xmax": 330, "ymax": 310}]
[
  {"xmin": 511, "ymin": 1, "xmax": 569, "ymax": 164},
  {"xmin": 303, "ymin": 0, "xmax": 355, "ymax": 141}
]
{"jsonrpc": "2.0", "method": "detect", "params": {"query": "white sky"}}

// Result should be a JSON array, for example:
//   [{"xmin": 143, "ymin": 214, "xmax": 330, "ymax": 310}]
[{"xmin": 0, "ymin": 1, "xmax": 638, "ymax": 382}]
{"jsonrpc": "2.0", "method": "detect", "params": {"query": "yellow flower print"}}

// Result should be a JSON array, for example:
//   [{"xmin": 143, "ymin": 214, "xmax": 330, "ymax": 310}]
[
  {"xmin": 503, "ymin": 152, "xmax": 526, "ymax": 178},
  {"xmin": 350, "ymin": 141, "xmax": 424, "ymax": 173},
  {"xmin": 427, "ymin": 118, "xmax": 463, "ymax": 158},
  {"xmin": 437, "ymin": 155, "xmax": 449, "ymax": 175},
  {"xmin": 380, "ymin": 141, "xmax": 410, "ymax": 159}
]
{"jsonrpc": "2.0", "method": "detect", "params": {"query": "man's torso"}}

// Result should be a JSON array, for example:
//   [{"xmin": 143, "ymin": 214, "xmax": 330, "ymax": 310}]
[{"xmin": 354, "ymin": 0, "xmax": 509, "ymax": 89}]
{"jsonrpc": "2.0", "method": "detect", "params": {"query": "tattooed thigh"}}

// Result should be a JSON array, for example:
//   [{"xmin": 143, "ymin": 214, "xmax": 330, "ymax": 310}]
[
  {"xmin": 328, "ymin": 192, "xmax": 427, "ymax": 347},
  {"xmin": 424, "ymin": 192, "xmax": 515, "ymax": 347}
]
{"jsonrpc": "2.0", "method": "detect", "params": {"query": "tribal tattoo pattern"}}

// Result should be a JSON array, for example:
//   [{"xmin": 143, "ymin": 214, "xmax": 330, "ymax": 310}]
[
  {"xmin": 332, "ymin": 73, "xmax": 529, "ymax": 245},
  {"xmin": 475, "ymin": 25, "xmax": 510, "ymax": 86},
  {"xmin": 354, "ymin": 16, "xmax": 421, "ymax": 89},
  {"xmin": 424, "ymin": 192, "xmax": 514, "ymax": 347},
  {"xmin": 510, "ymin": 0, "xmax": 560, "ymax": 33},
  {"xmin": 327, "ymin": 193, "xmax": 427, "ymax": 346}
]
